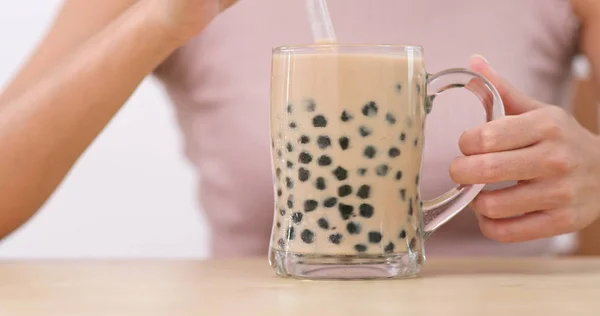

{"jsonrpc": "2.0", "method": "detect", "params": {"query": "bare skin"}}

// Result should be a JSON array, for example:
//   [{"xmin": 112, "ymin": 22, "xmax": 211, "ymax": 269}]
[
  {"xmin": 0, "ymin": 0, "xmax": 236, "ymax": 239},
  {"xmin": 448, "ymin": 0, "xmax": 600, "ymax": 243},
  {"xmin": 0, "ymin": 0, "xmax": 598, "ymax": 245}
]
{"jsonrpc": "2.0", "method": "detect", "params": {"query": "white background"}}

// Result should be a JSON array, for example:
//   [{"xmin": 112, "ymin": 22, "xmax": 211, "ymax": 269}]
[{"xmin": 0, "ymin": 1, "xmax": 209, "ymax": 259}]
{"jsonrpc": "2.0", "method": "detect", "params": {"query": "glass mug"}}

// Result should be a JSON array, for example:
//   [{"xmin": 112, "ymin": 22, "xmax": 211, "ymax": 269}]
[{"xmin": 268, "ymin": 44, "xmax": 505, "ymax": 279}]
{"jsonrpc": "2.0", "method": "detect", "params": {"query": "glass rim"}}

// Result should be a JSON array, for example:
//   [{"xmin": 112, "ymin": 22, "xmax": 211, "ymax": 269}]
[{"xmin": 272, "ymin": 43, "xmax": 424, "ymax": 54}]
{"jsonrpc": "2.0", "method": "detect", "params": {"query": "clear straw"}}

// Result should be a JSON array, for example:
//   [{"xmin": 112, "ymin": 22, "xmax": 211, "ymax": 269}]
[{"xmin": 306, "ymin": 0, "xmax": 337, "ymax": 43}]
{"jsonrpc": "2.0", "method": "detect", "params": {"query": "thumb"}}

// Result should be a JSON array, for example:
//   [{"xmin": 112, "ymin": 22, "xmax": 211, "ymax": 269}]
[{"xmin": 469, "ymin": 55, "xmax": 544, "ymax": 115}]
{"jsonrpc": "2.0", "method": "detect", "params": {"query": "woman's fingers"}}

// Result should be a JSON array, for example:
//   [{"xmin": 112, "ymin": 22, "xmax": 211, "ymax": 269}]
[
  {"xmin": 476, "ymin": 209, "xmax": 575, "ymax": 243},
  {"xmin": 471, "ymin": 179, "xmax": 575, "ymax": 219},
  {"xmin": 458, "ymin": 110, "xmax": 545, "ymax": 156},
  {"xmin": 450, "ymin": 139, "xmax": 575, "ymax": 185},
  {"xmin": 450, "ymin": 144, "xmax": 543, "ymax": 184},
  {"xmin": 468, "ymin": 55, "xmax": 544, "ymax": 115}
]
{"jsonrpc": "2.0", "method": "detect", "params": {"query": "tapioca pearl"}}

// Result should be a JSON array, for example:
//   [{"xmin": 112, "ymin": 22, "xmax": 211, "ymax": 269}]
[
  {"xmin": 287, "ymin": 104, "xmax": 293, "ymax": 113},
  {"xmin": 305, "ymin": 99, "xmax": 316, "ymax": 112},
  {"xmin": 286, "ymin": 177, "xmax": 294, "ymax": 189},
  {"xmin": 318, "ymin": 155, "xmax": 332, "ymax": 166},
  {"xmin": 408, "ymin": 198, "xmax": 414, "ymax": 216},
  {"xmin": 340, "ymin": 110, "xmax": 353, "ymax": 122},
  {"xmin": 301, "ymin": 229, "xmax": 315, "ymax": 244},
  {"xmin": 291, "ymin": 212, "xmax": 303, "ymax": 224},
  {"xmin": 385, "ymin": 113, "xmax": 397, "ymax": 125},
  {"xmin": 338, "ymin": 203, "xmax": 354, "ymax": 220},
  {"xmin": 364, "ymin": 147, "xmax": 378, "ymax": 160},
  {"xmin": 416, "ymin": 84, "xmax": 421, "ymax": 94},
  {"xmin": 287, "ymin": 195, "xmax": 294, "ymax": 208},
  {"xmin": 359, "ymin": 126, "xmax": 372, "ymax": 137},
  {"xmin": 384, "ymin": 242, "xmax": 395, "ymax": 253},
  {"xmin": 287, "ymin": 227, "xmax": 296, "ymax": 240},
  {"xmin": 323, "ymin": 197, "xmax": 338, "ymax": 208},
  {"xmin": 298, "ymin": 168, "xmax": 310, "ymax": 182},
  {"xmin": 276, "ymin": 149, "xmax": 282, "ymax": 158},
  {"xmin": 395, "ymin": 83, "xmax": 402, "ymax": 92},
  {"xmin": 317, "ymin": 136, "xmax": 331, "ymax": 149},
  {"xmin": 346, "ymin": 222, "xmax": 361, "ymax": 235},
  {"xmin": 280, "ymin": 209, "xmax": 286, "ymax": 216},
  {"xmin": 409, "ymin": 237, "xmax": 417, "ymax": 251},
  {"xmin": 276, "ymin": 221, "xmax": 281, "ymax": 228},
  {"xmin": 368, "ymin": 232, "xmax": 382, "ymax": 243},
  {"xmin": 362, "ymin": 101, "xmax": 378, "ymax": 117},
  {"xmin": 289, "ymin": 122, "xmax": 297, "ymax": 129},
  {"xmin": 318, "ymin": 218, "xmax": 330, "ymax": 230},
  {"xmin": 286, "ymin": 142, "xmax": 293, "ymax": 153},
  {"xmin": 376, "ymin": 165, "xmax": 389, "ymax": 177},
  {"xmin": 399, "ymin": 229, "xmax": 407, "ymax": 239},
  {"xmin": 276, "ymin": 189, "xmax": 282, "ymax": 197},
  {"xmin": 354, "ymin": 244, "xmax": 368, "ymax": 253},
  {"xmin": 359, "ymin": 204, "xmax": 374, "ymax": 218},
  {"xmin": 304, "ymin": 200, "xmax": 318, "ymax": 212},
  {"xmin": 400, "ymin": 132, "xmax": 406, "ymax": 142},
  {"xmin": 313, "ymin": 115, "xmax": 328, "ymax": 128},
  {"xmin": 275, "ymin": 168, "xmax": 281, "ymax": 179},
  {"xmin": 356, "ymin": 185, "xmax": 371, "ymax": 199},
  {"xmin": 286, "ymin": 161, "xmax": 294, "ymax": 169},
  {"xmin": 399, "ymin": 189, "xmax": 406, "ymax": 201},
  {"xmin": 414, "ymin": 138, "xmax": 419, "ymax": 147},
  {"xmin": 299, "ymin": 135, "xmax": 310, "ymax": 144},
  {"xmin": 278, "ymin": 238, "xmax": 285, "ymax": 248},
  {"xmin": 338, "ymin": 137, "xmax": 350, "ymax": 150},
  {"xmin": 357, "ymin": 168, "xmax": 367, "ymax": 176},
  {"xmin": 389, "ymin": 147, "xmax": 401, "ymax": 158},
  {"xmin": 315, "ymin": 177, "xmax": 327, "ymax": 190},
  {"xmin": 395, "ymin": 171, "xmax": 403, "ymax": 181},
  {"xmin": 420, "ymin": 200, "xmax": 424, "ymax": 209},
  {"xmin": 329, "ymin": 233, "xmax": 343, "ymax": 245},
  {"xmin": 415, "ymin": 174, "xmax": 420, "ymax": 185},
  {"xmin": 299, "ymin": 152, "xmax": 313, "ymax": 164},
  {"xmin": 337, "ymin": 185, "xmax": 353, "ymax": 198},
  {"xmin": 333, "ymin": 166, "xmax": 348, "ymax": 181}
]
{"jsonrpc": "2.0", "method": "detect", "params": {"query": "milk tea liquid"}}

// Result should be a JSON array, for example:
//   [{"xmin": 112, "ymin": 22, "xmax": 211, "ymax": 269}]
[{"xmin": 270, "ymin": 50, "xmax": 426, "ymax": 256}]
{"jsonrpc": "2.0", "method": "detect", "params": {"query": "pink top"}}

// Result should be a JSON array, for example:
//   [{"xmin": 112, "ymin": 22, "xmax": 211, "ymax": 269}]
[{"xmin": 155, "ymin": 0, "xmax": 580, "ymax": 258}]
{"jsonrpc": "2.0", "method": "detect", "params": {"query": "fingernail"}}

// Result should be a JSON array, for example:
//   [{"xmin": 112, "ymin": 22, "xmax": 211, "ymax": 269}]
[
  {"xmin": 471, "ymin": 54, "xmax": 489, "ymax": 64},
  {"xmin": 471, "ymin": 54, "xmax": 497, "ymax": 75}
]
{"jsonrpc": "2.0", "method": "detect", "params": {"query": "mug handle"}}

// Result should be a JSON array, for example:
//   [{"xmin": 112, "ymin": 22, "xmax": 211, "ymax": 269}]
[{"xmin": 421, "ymin": 68, "xmax": 505, "ymax": 239}]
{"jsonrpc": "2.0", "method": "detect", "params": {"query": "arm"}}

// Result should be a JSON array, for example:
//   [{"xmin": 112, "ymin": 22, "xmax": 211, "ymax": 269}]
[
  {"xmin": 571, "ymin": 75, "xmax": 600, "ymax": 255},
  {"xmin": 0, "ymin": 0, "xmax": 204, "ymax": 239},
  {"xmin": 570, "ymin": 0, "xmax": 600, "ymax": 123},
  {"xmin": 571, "ymin": 0, "xmax": 600, "ymax": 255},
  {"xmin": 573, "ymin": 0, "xmax": 600, "ymax": 92},
  {"xmin": 0, "ymin": 0, "xmax": 138, "ymax": 104}
]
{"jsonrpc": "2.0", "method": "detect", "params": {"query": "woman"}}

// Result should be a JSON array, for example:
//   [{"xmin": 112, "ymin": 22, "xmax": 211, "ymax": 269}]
[{"xmin": 0, "ymin": 0, "xmax": 599, "ymax": 257}]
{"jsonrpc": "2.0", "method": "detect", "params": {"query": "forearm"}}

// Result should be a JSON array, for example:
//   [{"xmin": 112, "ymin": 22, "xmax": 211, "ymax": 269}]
[
  {"xmin": 0, "ymin": 0, "xmax": 186, "ymax": 238},
  {"xmin": 572, "ymin": 0, "xmax": 600, "ymax": 254}
]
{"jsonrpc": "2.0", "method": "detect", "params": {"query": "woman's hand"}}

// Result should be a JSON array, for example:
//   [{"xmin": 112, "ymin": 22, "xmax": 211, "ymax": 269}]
[
  {"xmin": 450, "ymin": 55, "xmax": 600, "ymax": 243},
  {"xmin": 150, "ymin": 0, "xmax": 238, "ymax": 42}
]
